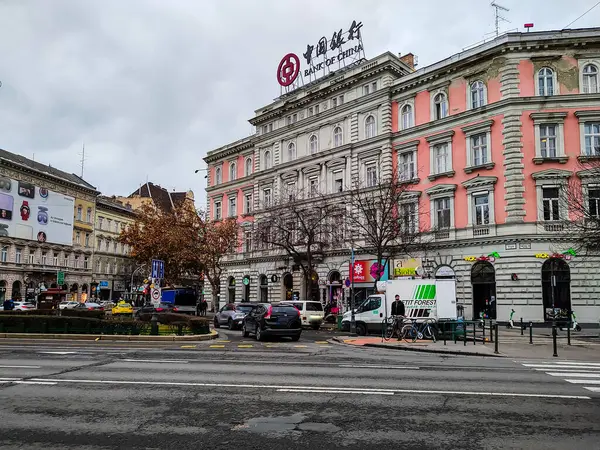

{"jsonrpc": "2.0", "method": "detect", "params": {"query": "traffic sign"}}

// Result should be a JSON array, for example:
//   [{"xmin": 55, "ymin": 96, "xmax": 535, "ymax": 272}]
[
  {"xmin": 151, "ymin": 288, "xmax": 161, "ymax": 301},
  {"xmin": 57, "ymin": 271, "xmax": 65, "ymax": 286},
  {"xmin": 151, "ymin": 259, "xmax": 165, "ymax": 279}
]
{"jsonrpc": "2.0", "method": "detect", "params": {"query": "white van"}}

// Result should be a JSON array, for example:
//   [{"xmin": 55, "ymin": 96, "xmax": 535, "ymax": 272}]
[{"xmin": 280, "ymin": 301, "xmax": 324, "ymax": 330}]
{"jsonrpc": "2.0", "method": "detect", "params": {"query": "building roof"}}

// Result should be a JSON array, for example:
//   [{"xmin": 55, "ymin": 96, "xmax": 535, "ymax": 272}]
[
  {"xmin": 96, "ymin": 195, "xmax": 136, "ymax": 216},
  {"xmin": 0, "ymin": 148, "xmax": 97, "ymax": 191},
  {"xmin": 128, "ymin": 182, "xmax": 192, "ymax": 212}
]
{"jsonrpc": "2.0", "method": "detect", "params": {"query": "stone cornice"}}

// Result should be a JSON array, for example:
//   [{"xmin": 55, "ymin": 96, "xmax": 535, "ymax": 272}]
[
  {"xmin": 575, "ymin": 109, "xmax": 600, "ymax": 122},
  {"xmin": 395, "ymin": 139, "xmax": 420, "ymax": 151},
  {"xmin": 531, "ymin": 168, "xmax": 572, "ymax": 180},
  {"xmin": 425, "ymin": 183, "xmax": 457, "ymax": 197},
  {"xmin": 529, "ymin": 111, "xmax": 568, "ymax": 122},
  {"xmin": 461, "ymin": 119, "xmax": 495, "ymax": 135},
  {"xmin": 426, "ymin": 130, "xmax": 455, "ymax": 144},
  {"xmin": 462, "ymin": 175, "xmax": 498, "ymax": 191}
]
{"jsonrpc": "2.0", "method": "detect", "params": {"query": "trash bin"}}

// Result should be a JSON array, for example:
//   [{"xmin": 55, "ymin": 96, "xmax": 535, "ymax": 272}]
[{"xmin": 337, "ymin": 314, "xmax": 343, "ymax": 330}]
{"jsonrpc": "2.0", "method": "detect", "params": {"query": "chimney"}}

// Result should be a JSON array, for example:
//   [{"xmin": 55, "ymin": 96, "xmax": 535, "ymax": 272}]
[{"xmin": 399, "ymin": 53, "xmax": 416, "ymax": 70}]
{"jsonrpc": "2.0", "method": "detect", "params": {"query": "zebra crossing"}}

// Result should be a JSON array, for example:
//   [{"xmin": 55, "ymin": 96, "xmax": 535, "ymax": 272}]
[{"xmin": 521, "ymin": 360, "xmax": 600, "ymax": 393}]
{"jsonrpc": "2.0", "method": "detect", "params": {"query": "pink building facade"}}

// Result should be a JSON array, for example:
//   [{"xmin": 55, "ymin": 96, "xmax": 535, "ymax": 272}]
[{"xmin": 205, "ymin": 28, "xmax": 600, "ymax": 324}]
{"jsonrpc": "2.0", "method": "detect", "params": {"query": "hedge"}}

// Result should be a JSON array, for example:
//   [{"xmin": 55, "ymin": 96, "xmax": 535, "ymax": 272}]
[{"xmin": 0, "ymin": 313, "xmax": 210, "ymax": 335}]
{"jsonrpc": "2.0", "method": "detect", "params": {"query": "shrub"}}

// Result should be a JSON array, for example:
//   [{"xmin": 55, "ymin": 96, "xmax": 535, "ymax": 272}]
[{"xmin": 61, "ymin": 309, "xmax": 105, "ymax": 320}]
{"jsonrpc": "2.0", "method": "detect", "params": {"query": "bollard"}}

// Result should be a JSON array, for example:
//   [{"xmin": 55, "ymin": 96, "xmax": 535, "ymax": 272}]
[
  {"xmin": 520, "ymin": 317, "xmax": 524, "ymax": 336},
  {"xmin": 473, "ymin": 322, "xmax": 476, "ymax": 345},
  {"xmin": 490, "ymin": 320, "xmax": 493, "ymax": 343},
  {"xmin": 463, "ymin": 324, "xmax": 467, "ymax": 346},
  {"xmin": 443, "ymin": 322, "xmax": 447, "ymax": 346},
  {"xmin": 454, "ymin": 323, "xmax": 457, "ymax": 344},
  {"xmin": 482, "ymin": 320, "xmax": 486, "ymax": 344},
  {"xmin": 567, "ymin": 320, "xmax": 571, "ymax": 346},
  {"xmin": 552, "ymin": 325, "xmax": 558, "ymax": 357},
  {"xmin": 529, "ymin": 321, "xmax": 533, "ymax": 344},
  {"xmin": 151, "ymin": 313, "xmax": 159, "ymax": 336},
  {"xmin": 494, "ymin": 324, "xmax": 499, "ymax": 354}
]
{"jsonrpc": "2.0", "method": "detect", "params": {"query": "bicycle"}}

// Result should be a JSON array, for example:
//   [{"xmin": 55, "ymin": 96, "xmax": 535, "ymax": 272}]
[
  {"xmin": 400, "ymin": 318, "xmax": 437, "ymax": 343},
  {"xmin": 383, "ymin": 315, "xmax": 405, "ymax": 341}
]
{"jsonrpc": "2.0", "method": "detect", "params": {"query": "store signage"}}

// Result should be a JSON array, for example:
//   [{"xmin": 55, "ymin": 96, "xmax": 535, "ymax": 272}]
[
  {"xmin": 56, "ymin": 271, "xmax": 65, "ymax": 286},
  {"xmin": 99, "ymin": 280, "xmax": 109, "ymax": 288},
  {"xmin": 535, "ymin": 249, "xmax": 576, "ymax": 260},
  {"xmin": 350, "ymin": 259, "xmax": 389, "ymax": 283},
  {"xmin": 392, "ymin": 258, "xmax": 422, "ymax": 277},
  {"xmin": 435, "ymin": 266, "xmax": 456, "ymax": 277},
  {"xmin": 242, "ymin": 275, "xmax": 250, "ymax": 286},
  {"xmin": 464, "ymin": 252, "xmax": 500, "ymax": 263}
]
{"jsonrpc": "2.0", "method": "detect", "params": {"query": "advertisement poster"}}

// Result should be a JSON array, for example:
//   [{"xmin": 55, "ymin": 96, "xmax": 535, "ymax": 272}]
[
  {"xmin": 349, "ymin": 259, "xmax": 389, "ymax": 283},
  {"xmin": 0, "ymin": 176, "xmax": 74, "ymax": 246}
]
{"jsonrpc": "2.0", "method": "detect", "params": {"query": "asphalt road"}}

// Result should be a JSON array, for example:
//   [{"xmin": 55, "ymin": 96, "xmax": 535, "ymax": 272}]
[{"xmin": 0, "ymin": 330, "xmax": 599, "ymax": 449}]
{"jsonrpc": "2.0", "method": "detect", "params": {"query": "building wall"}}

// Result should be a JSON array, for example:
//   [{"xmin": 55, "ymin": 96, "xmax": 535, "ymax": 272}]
[{"xmin": 203, "ymin": 29, "xmax": 600, "ymax": 322}]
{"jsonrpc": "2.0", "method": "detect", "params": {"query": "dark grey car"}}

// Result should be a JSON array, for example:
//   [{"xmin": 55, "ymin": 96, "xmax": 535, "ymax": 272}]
[{"xmin": 214, "ymin": 303, "xmax": 256, "ymax": 330}]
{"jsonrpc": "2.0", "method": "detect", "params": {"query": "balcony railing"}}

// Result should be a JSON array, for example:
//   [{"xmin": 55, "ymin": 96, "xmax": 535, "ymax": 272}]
[
  {"xmin": 473, "ymin": 225, "xmax": 490, "ymax": 237},
  {"xmin": 434, "ymin": 230, "xmax": 450, "ymax": 240},
  {"xmin": 543, "ymin": 222, "xmax": 564, "ymax": 232}
]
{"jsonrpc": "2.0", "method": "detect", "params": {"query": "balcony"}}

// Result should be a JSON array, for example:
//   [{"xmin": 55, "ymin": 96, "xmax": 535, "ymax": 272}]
[
  {"xmin": 542, "ymin": 221, "xmax": 564, "ymax": 232},
  {"xmin": 434, "ymin": 230, "xmax": 450, "ymax": 240},
  {"xmin": 473, "ymin": 225, "xmax": 490, "ymax": 237}
]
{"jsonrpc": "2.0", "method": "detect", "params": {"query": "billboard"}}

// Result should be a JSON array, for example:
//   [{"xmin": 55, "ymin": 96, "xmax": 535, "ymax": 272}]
[
  {"xmin": 0, "ymin": 176, "xmax": 74, "ymax": 246},
  {"xmin": 349, "ymin": 259, "xmax": 389, "ymax": 283}
]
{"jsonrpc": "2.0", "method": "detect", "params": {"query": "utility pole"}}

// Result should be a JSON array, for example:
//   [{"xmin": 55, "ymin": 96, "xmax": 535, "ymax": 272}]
[
  {"xmin": 491, "ymin": 2, "xmax": 510, "ymax": 37},
  {"xmin": 79, "ymin": 143, "xmax": 86, "ymax": 178}
]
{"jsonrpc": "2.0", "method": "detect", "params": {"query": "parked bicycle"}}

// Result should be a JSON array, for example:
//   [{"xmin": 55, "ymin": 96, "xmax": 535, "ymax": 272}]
[
  {"xmin": 383, "ymin": 315, "xmax": 405, "ymax": 341},
  {"xmin": 400, "ymin": 318, "xmax": 437, "ymax": 343}
]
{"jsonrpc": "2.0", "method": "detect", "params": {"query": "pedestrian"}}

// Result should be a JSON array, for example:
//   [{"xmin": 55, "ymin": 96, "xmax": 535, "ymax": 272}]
[
  {"xmin": 391, "ymin": 294, "xmax": 406, "ymax": 339},
  {"xmin": 196, "ymin": 301, "xmax": 202, "ymax": 316},
  {"xmin": 201, "ymin": 299, "xmax": 207, "ymax": 316}
]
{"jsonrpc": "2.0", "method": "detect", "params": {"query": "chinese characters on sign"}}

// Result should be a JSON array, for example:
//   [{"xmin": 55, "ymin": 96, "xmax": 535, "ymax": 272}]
[{"xmin": 302, "ymin": 20, "xmax": 366, "ymax": 80}]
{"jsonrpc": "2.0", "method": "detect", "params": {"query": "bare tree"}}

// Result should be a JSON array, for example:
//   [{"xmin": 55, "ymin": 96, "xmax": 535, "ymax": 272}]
[
  {"xmin": 560, "ymin": 160, "xmax": 600, "ymax": 253},
  {"xmin": 346, "ymin": 168, "xmax": 428, "ymax": 288},
  {"xmin": 255, "ymin": 187, "xmax": 342, "ymax": 300}
]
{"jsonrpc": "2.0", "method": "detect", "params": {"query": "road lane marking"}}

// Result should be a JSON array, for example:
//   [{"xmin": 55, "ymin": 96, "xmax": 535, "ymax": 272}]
[
  {"xmin": 565, "ymin": 379, "xmax": 600, "ymax": 385},
  {"xmin": 338, "ymin": 364, "xmax": 419, "ymax": 370},
  {"xmin": 524, "ymin": 364, "xmax": 600, "ymax": 369},
  {"xmin": 315, "ymin": 341, "xmax": 329, "ymax": 344},
  {"xmin": 555, "ymin": 362, "xmax": 600, "ymax": 367},
  {"xmin": 277, "ymin": 389, "xmax": 393, "ymax": 396},
  {"xmin": 0, "ymin": 377, "xmax": 21, "ymax": 381},
  {"xmin": 120, "ymin": 359, "xmax": 189, "ymax": 364},
  {"xmin": 14, "ymin": 381, "xmax": 57, "ymax": 385},
  {"xmin": 180, "ymin": 345, "xmax": 197, "ymax": 349},
  {"xmin": 584, "ymin": 387, "xmax": 600, "ymax": 392},
  {"xmin": 210, "ymin": 345, "xmax": 225, "ymax": 348},
  {"xmin": 0, "ymin": 365, "xmax": 41, "ymax": 369},
  {"xmin": 39, "ymin": 351, "xmax": 77, "ymax": 355},
  {"xmin": 547, "ymin": 373, "xmax": 600, "ymax": 378},
  {"xmin": 26, "ymin": 378, "xmax": 591, "ymax": 399},
  {"xmin": 237, "ymin": 345, "xmax": 253, "ymax": 348},
  {"xmin": 294, "ymin": 345, "xmax": 307, "ymax": 348}
]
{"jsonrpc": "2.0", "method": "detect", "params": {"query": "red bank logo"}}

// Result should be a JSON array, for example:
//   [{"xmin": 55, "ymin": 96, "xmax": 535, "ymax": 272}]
[{"xmin": 277, "ymin": 53, "xmax": 300, "ymax": 87}]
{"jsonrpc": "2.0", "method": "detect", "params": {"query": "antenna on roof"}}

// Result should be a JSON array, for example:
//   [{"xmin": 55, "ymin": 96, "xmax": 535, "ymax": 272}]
[
  {"xmin": 491, "ymin": 2, "xmax": 510, "ymax": 37},
  {"xmin": 78, "ymin": 143, "xmax": 86, "ymax": 178}
]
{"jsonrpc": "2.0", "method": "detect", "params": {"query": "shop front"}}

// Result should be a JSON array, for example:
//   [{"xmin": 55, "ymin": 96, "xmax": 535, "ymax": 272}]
[
  {"xmin": 98, "ymin": 280, "xmax": 112, "ymax": 301},
  {"xmin": 349, "ymin": 259, "xmax": 389, "ymax": 308}
]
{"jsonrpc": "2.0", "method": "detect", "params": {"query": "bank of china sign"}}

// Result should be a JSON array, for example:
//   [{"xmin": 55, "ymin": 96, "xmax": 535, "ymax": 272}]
[{"xmin": 277, "ymin": 19, "xmax": 366, "ymax": 91}]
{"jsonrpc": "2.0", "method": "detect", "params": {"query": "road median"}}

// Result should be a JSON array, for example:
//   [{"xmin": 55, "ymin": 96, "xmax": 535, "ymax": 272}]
[{"xmin": 0, "ymin": 330, "xmax": 219, "ymax": 342}]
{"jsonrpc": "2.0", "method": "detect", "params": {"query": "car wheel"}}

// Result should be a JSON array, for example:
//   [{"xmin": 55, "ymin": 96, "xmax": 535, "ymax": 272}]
[
  {"xmin": 242, "ymin": 323, "xmax": 249, "ymax": 338},
  {"xmin": 355, "ymin": 323, "xmax": 367, "ymax": 336},
  {"xmin": 214, "ymin": 317, "xmax": 220, "ymax": 328},
  {"xmin": 255, "ymin": 324, "xmax": 263, "ymax": 341},
  {"xmin": 228, "ymin": 319, "xmax": 235, "ymax": 330}
]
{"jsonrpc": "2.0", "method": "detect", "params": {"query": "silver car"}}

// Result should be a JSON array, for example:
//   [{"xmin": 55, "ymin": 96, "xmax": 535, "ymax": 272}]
[{"xmin": 214, "ymin": 303, "xmax": 256, "ymax": 330}]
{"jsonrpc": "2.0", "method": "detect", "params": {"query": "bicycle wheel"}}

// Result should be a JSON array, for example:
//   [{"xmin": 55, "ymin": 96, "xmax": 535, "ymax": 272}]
[
  {"xmin": 424, "ymin": 325, "xmax": 437, "ymax": 342},
  {"xmin": 384, "ymin": 319, "xmax": 395, "ymax": 341},
  {"xmin": 401, "ymin": 324, "xmax": 416, "ymax": 342}
]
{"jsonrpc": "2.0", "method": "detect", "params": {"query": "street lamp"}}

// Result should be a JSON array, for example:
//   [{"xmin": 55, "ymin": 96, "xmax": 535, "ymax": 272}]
[{"xmin": 194, "ymin": 168, "xmax": 208, "ymax": 179}]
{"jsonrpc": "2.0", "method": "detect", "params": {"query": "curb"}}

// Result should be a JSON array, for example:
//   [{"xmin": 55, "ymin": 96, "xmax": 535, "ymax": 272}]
[{"xmin": 0, "ymin": 330, "xmax": 219, "ymax": 342}]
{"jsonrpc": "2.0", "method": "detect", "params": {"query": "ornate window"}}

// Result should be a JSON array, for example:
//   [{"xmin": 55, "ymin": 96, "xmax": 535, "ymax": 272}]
[
  {"xmin": 470, "ymin": 81, "xmax": 486, "ymax": 108},
  {"xmin": 263, "ymin": 150, "xmax": 272, "ymax": 169},
  {"xmin": 245, "ymin": 157, "xmax": 253, "ymax": 176},
  {"xmin": 400, "ymin": 104, "xmax": 413, "ymax": 130},
  {"xmin": 433, "ymin": 93, "xmax": 448, "ymax": 119},
  {"xmin": 582, "ymin": 64, "xmax": 599, "ymax": 94},
  {"xmin": 288, "ymin": 142, "xmax": 296, "ymax": 161},
  {"xmin": 365, "ymin": 115, "xmax": 376, "ymax": 139},
  {"xmin": 538, "ymin": 67, "xmax": 555, "ymax": 96},
  {"xmin": 229, "ymin": 162, "xmax": 237, "ymax": 181},
  {"xmin": 309, "ymin": 135, "xmax": 319, "ymax": 154},
  {"xmin": 333, "ymin": 127, "xmax": 343, "ymax": 147}
]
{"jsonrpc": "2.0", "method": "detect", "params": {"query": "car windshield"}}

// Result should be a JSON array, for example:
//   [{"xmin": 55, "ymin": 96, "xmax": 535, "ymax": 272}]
[
  {"xmin": 305, "ymin": 302, "xmax": 323, "ymax": 311},
  {"xmin": 236, "ymin": 305, "xmax": 253, "ymax": 313}
]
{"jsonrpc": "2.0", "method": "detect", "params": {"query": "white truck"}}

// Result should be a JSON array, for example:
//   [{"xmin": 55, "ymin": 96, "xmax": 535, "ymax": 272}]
[{"xmin": 341, "ymin": 278, "xmax": 457, "ymax": 336}]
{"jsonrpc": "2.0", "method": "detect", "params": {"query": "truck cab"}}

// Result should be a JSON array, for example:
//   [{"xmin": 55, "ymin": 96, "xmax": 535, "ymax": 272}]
[{"xmin": 341, "ymin": 294, "xmax": 386, "ymax": 336}]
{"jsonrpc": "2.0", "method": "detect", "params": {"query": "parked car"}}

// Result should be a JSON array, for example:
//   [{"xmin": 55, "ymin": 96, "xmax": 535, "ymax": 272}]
[
  {"xmin": 99, "ymin": 301, "xmax": 114, "ymax": 309},
  {"xmin": 59, "ymin": 301, "xmax": 79, "ymax": 310},
  {"xmin": 133, "ymin": 302, "xmax": 177, "ymax": 318},
  {"xmin": 13, "ymin": 301, "xmax": 36, "ymax": 311},
  {"xmin": 242, "ymin": 303, "xmax": 302, "ymax": 341},
  {"xmin": 111, "ymin": 301, "xmax": 133, "ymax": 315},
  {"xmin": 280, "ymin": 300, "xmax": 324, "ymax": 330},
  {"xmin": 214, "ymin": 303, "xmax": 256, "ymax": 330},
  {"xmin": 74, "ymin": 302, "xmax": 104, "ymax": 311}
]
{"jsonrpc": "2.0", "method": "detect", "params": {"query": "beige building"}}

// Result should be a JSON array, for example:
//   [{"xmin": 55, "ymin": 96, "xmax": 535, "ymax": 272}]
[{"xmin": 91, "ymin": 196, "xmax": 137, "ymax": 301}]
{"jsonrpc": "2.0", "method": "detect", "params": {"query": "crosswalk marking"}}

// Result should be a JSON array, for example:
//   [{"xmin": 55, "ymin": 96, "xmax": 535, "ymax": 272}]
[{"xmin": 521, "ymin": 361, "xmax": 600, "ymax": 393}]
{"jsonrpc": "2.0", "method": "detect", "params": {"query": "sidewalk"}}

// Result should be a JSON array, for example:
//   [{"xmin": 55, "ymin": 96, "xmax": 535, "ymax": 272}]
[{"xmin": 332, "ymin": 330, "xmax": 600, "ymax": 360}]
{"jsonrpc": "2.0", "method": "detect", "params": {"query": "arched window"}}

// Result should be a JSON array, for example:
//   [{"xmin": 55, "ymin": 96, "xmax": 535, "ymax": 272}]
[
  {"xmin": 538, "ymin": 67, "xmax": 554, "ymax": 96},
  {"xmin": 229, "ymin": 162, "xmax": 237, "ymax": 181},
  {"xmin": 288, "ymin": 142, "xmax": 296, "ymax": 161},
  {"xmin": 309, "ymin": 135, "xmax": 319, "ymax": 154},
  {"xmin": 215, "ymin": 167, "xmax": 222, "ymax": 185},
  {"xmin": 259, "ymin": 275, "xmax": 268, "ymax": 302},
  {"xmin": 583, "ymin": 64, "xmax": 599, "ymax": 94},
  {"xmin": 333, "ymin": 127, "xmax": 343, "ymax": 147},
  {"xmin": 245, "ymin": 157, "xmax": 252, "ymax": 176},
  {"xmin": 470, "ymin": 81, "xmax": 485, "ymax": 108},
  {"xmin": 365, "ymin": 115, "xmax": 376, "ymax": 139},
  {"xmin": 401, "ymin": 104, "xmax": 413, "ymax": 130},
  {"xmin": 264, "ymin": 150, "xmax": 272, "ymax": 169},
  {"xmin": 433, "ymin": 93, "xmax": 448, "ymax": 119}
]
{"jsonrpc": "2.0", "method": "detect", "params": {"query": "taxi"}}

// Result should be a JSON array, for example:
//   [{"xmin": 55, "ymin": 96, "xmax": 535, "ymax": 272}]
[{"xmin": 111, "ymin": 301, "xmax": 134, "ymax": 315}]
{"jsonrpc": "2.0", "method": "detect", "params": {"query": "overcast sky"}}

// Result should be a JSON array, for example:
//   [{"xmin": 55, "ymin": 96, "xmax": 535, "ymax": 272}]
[{"xmin": 0, "ymin": 0, "xmax": 598, "ymax": 207}]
